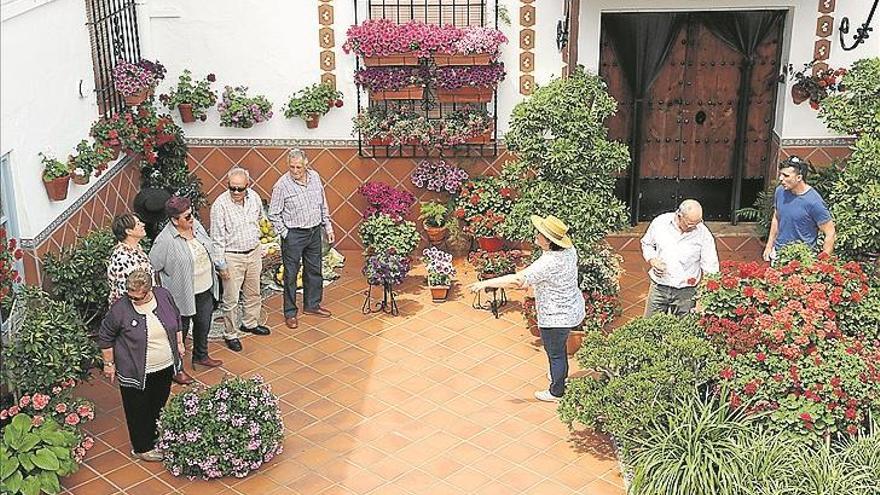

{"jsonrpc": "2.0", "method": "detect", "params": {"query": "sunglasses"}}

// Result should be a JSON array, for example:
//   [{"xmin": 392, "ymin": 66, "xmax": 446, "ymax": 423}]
[
  {"xmin": 128, "ymin": 291, "xmax": 150, "ymax": 302},
  {"xmin": 228, "ymin": 185, "xmax": 247, "ymax": 192},
  {"xmin": 177, "ymin": 213, "xmax": 193, "ymax": 222}
]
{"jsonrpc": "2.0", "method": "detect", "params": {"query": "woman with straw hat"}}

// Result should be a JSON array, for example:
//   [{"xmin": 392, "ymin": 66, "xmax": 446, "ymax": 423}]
[{"xmin": 469, "ymin": 214, "xmax": 585, "ymax": 402}]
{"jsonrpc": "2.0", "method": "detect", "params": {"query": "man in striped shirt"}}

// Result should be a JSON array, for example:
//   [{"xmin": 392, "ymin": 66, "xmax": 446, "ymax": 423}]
[
  {"xmin": 211, "ymin": 166, "xmax": 271, "ymax": 352},
  {"xmin": 268, "ymin": 149, "xmax": 335, "ymax": 329}
]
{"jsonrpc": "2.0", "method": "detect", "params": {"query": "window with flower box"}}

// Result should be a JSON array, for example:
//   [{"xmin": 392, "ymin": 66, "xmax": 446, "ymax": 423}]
[
  {"xmin": 85, "ymin": 0, "xmax": 142, "ymax": 117},
  {"xmin": 350, "ymin": 0, "xmax": 503, "ymax": 158}
]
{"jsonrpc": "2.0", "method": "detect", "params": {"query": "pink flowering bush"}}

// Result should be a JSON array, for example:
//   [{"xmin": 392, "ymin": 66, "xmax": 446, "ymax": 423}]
[
  {"xmin": 410, "ymin": 159, "xmax": 468, "ymax": 194},
  {"xmin": 112, "ymin": 59, "xmax": 157, "ymax": 97},
  {"xmin": 157, "ymin": 375, "xmax": 284, "ymax": 479},
  {"xmin": 358, "ymin": 181, "xmax": 416, "ymax": 220},
  {"xmin": 343, "ymin": 20, "xmax": 506, "ymax": 58}
]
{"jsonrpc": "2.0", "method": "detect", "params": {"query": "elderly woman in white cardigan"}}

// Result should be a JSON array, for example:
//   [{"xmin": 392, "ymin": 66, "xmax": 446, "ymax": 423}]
[{"xmin": 150, "ymin": 196, "xmax": 228, "ymax": 382}]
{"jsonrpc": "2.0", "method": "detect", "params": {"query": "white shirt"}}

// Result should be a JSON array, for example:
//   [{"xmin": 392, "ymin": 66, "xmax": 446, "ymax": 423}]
[
  {"xmin": 640, "ymin": 212, "xmax": 719, "ymax": 289},
  {"xmin": 521, "ymin": 247, "xmax": 586, "ymax": 328}
]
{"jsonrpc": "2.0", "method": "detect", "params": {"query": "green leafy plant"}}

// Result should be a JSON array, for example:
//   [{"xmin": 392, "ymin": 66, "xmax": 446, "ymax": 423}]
[
  {"xmin": 819, "ymin": 57, "xmax": 880, "ymax": 136},
  {"xmin": 1, "ymin": 287, "xmax": 99, "ymax": 396},
  {"xmin": 218, "ymin": 86, "xmax": 273, "ymax": 128},
  {"xmin": 157, "ymin": 375, "xmax": 284, "ymax": 479},
  {"xmin": 358, "ymin": 213, "xmax": 420, "ymax": 256},
  {"xmin": 41, "ymin": 228, "xmax": 116, "ymax": 329},
  {"xmin": 828, "ymin": 134, "xmax": 880, "ymax": 259},
  {"xmin": 160, "ymin": 70, "xmax": 218, "ymax": 120},
  {"xmin": 38, "ymin": 153, "xmax": 69, "ymax": 181},
  {"xmin": 282, "ymin": 82, "xmax": 342, "ymax": 120},
  {"xmin": 139, "ymin": 129, "xmax": 208, "ymax": 222},
  {"xmin": 418, "ymin": 201, "xmax": 448, "ymax": 228},
  {"xmin": 68, "ymin": 140, "xmax": 110, "ymax": 179},
  {"xmin": 0, "ymin": 414, "xmax": 82, "ymax": 495},
  {"xmin": 558, "ymin": 314, "xmax": 723, "ymax": 443},
  {"xmin": 452, "ymin": 175, "xmax": 514, "ymax": 238}
]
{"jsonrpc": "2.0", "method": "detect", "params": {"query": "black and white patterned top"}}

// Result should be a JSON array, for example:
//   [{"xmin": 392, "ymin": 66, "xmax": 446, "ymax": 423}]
[
  {"xmin": 107, "ymin": 242, "xmax": 154, "ymax": 305},
  {"xmin": 521, "ymin": 247, "xmax": 585, "ymax": 328}
]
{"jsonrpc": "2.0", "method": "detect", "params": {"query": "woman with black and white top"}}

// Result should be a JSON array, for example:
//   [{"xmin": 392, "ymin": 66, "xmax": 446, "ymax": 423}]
[
  {"xmin": 469, "ymin": 214, "xmax": 584, "ymax": 402},
  {"xmin": 149, "ymin": 196, "xmax": 228, "ymax": 378}
]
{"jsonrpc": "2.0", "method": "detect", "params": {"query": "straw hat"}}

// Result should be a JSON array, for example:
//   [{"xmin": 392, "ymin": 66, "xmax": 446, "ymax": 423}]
[{"xmin": 530, "ymin": 214, "xmax": 572, "ymax": 249}]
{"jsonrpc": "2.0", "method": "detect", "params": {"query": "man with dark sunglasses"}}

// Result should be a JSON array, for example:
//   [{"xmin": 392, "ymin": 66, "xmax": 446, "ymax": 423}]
[
  {"xmin": 210, "ymin": 166, "xmax": 271, "ymax": 352},
  {"xmin": 762, "ymin": 156, "xmax": 836, "ymax": 262}
]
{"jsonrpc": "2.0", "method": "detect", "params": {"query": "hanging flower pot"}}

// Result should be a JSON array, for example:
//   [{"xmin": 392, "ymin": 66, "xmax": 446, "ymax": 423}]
[
  {"xmin": 429, "ymin": 285, "xmax": 450, "ymax": 302},
  {"xmin": 477, "ymin": 236, "xmax": 504, "ymax": 252},
  {"xmin": 305, "ymin": 114, "xmax": 320, "ymax": 129},
  {"xmin": 177, "ymin": 103, "xmax": 196, "ymax": 123},
  {"xmin": 437, "ymin": 87, "xmax": 493, "ymax": 104},
  {"xmin": 363, "ymin": 52, "xmax": 421, "ymax": 67},
  {"xmin": 108, "ymin": 143, "xmax": 121, "ymax": 160},
  {"xmin": 124, "ymin": 88, "xmax": 150, "ymax": 106},
  {"xmin": 71, "ymin": 172, "xmax": 90, "ymax": 186},
  {"xmin": 367, "ymin": 136, "xmax": 392, "ymax": 146},
  {"xmin": 433, "ymin": 53, "xmax": 493, "ymax": 66},
  {"xmin": 44, "ymin": 175, "xmax": 70, "ymax": 201},
  {"xmin": 425, "ymin": 225, "xmax": 448, "ymax": 246},
  {"xmin": 791, "ymin": 84, "xmax": 811, "ymax": 105},
  {"xmin": 369, "ymin": 86, "xmax": 425, "ymax": 101}
]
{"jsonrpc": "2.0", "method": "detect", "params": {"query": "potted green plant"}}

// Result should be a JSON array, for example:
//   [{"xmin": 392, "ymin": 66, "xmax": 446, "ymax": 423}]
[
  {"xmin": 419, "ymin": 201, "xmax": 448, "ymax": 246},
  {"xmin": 217, "ymin": 86, "xmax": 273, "ymax": 128},
  {"xmin": 68, "ymin": 140, "xmax": 112, "ymax": 186},
  {"xmin": 467, "ymin": 249, "xmax": 520, "ymax": 280},
  {"xmin": 358, "ymin": 214, "xmax": 420, "ymax": 256},
  {"xmin": 283, "ymin": 82, "xmax": 342, "ymax": 129},
  {"xmin": 39, "ymin": 152, "xmax": 70, "ymax": 201},
  {"xmin": 160, "ymin": 70, "xmax": 217, "ymax": 123}
]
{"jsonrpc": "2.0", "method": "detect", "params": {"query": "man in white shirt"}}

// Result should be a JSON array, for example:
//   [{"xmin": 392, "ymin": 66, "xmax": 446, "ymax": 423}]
[
  {"xmin": 640, "ymin": 199, "xmax": 719, "ymax": 316},
  {"xmin": 210, "ymin": 166, "xmax": 271, "ymax": 352}
]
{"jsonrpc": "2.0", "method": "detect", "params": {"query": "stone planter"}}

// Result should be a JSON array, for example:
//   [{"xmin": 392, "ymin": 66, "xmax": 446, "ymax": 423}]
[{"xmin": 566, "ymin": 331, "xmax": 584, "ymax": 355}]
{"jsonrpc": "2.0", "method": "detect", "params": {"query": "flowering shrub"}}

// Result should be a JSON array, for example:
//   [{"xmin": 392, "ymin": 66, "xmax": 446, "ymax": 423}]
[
  {"xmin": 468, "ymin": 249, "xmax": 520, "ymax": 277},
  {"xmin": 343, "ymin": 20, "xmax": 507, "ymax": 58},
  {"xmin": 157, "ymin": 375, "xmax": 284, "ymax": 479},
  {"xmin": 363, "ymin": 252, "xmax": 412, "ymax": 286},
  {"xmin": 283, "ymin": 82, "xmax": 342, "ymax": 120},
  {"xmin": 354, "ymin": 66, "xmax": 426, "ymax": 91},
  {"xmin": 410, "ymin": 159, "xmax": 468, "ymax": 194},
  {"xmin": 0, "ymin": 229, "xmax": 23, "ymax": 311},
  {"xmin": 0, "ymin": 413, "xmax": 92, "ymax": 494},
  {"xmin": 699, "ymin": 247, "xmax": 879, "ymax": 442},
  {"xmin": 90, "ymin": 112, "xmax": 135, "ymax": 149},
  {"xmin": 160, "ymin": 70, "xmax": 217, "ymax": 120},
  {"xmin": 358, "ymin": 214, "xmax": 420, "ymax": 256},
  {"xmin": 437, "ymin": 106, "xmax": 493, "ymax": 145},
  {"xmin": 137, "ymin": 59, "xmax": 166, "ymax": 82},
  {"xmin": 453, "ymin": 176, "xmax": 514, "ymax": 238},
  {"xmin": 218, "ymin": 86, "xmax": 273, "ymax": 128},
  {"xmin": 789, "ymin": 60, "xmax": 847, "ymax": 109},
  {"xmin": 434, "ymin": 63, "xmax": 506, "ymax": 89},
  {"xmin": 422, "ymin": 247, "xmax": 455, "ymax": 286},
  {"xmin": 121, "ymin": 106, "xmax": 178, "ymax": 164},
  {"xmin": 578, "ymin": 243, "xmax": 623, "ymax": 332},
  {"xmin": 357, "ymin": 181, "xmax": 416, "ymax": 221},
  {"xmin": 112, "ymin": 59, "xmax": 157, "ymax": 97}
]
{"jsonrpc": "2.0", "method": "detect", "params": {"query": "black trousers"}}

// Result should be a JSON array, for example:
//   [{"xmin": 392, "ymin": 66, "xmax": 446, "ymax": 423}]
[
  {"xmin": 119, "ymin": 365, "xmax": 173, "ymax": 454},
  {"xmin": 281, "ymin": 226, "xmax": 324, "ymax": 317},
  {"xmin": 181, "ymin": 289, "xmax": 214, "ymax": 361}
]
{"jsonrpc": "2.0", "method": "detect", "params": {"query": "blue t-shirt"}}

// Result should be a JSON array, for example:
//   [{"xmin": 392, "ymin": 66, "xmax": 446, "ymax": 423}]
[{"xmin": 773, "ymin": 185, "xmax": 832, "ymax": 250}]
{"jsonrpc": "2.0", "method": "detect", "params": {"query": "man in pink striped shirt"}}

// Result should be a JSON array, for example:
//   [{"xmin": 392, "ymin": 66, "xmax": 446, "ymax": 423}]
[{"xmin": 268, "ymin": 149, "xmax": 335, "ymax": 329}]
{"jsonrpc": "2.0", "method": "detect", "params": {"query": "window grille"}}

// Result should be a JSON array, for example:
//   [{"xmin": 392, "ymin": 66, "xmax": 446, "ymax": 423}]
[{"xmin": 85, "ymin": 0, "xmax": 142, "ymax": 117}]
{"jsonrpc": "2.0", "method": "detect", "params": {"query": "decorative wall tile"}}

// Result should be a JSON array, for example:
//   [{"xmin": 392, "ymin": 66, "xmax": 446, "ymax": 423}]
[
  {"xmin": 520, "ymin": 5, "xmax": 535, "ymax": 27},
  {"xmin": 519, "ymin": 52, "xmax": 534, "ymax": 72},
  {"xmin": 519, "ymin": 75, "xmax": 535, "ymax": 95},
  {"xmin": 320, "ymin": 27, "xmax": 335, "ymax": 48},
  {"xmin": 321, "ymin": 50, "xmax": 336, "ymax": 71},
  {"xmin": 519, "ymin": 2, "xmax": 535, "ymax": 95},
  {"xmin": 817, "ymin": 0, "xmax": 835, "ymax": 15},
  {"xmin": 816, "ymin": 15, "xmax": 834, "ymax": 37},
  {"xmin": 812, "ymin": 0, "xmax": 835, "ymax": 67},
  {"xmin": 318, "ymin": 1, "xmax": 336, "ymax": 90},
  {"xmin": 813, "ymin": 39, "xmax": 831, "ymax": 61},
  {"xmin": 318, "ymin": 4, "xmax": 334, "ymax": 24}
]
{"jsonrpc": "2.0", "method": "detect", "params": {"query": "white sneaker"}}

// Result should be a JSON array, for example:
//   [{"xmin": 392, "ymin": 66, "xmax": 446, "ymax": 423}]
[
  {"xmin": 132, "ymin": 448, "xmax": 163, "ymax": 462},
  {"xmin": 547, "ymin": 370, "xmax": 552, "ymax": 382},
  {"xmin": 534, "ymin": 390, "xmax": 560, "ymax": 402}
]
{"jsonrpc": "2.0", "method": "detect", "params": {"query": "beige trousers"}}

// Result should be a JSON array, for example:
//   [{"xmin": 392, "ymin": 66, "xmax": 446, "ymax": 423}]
[{"xmin": 220, "ymin": 249, "xmax": 262, "ymax": 338}]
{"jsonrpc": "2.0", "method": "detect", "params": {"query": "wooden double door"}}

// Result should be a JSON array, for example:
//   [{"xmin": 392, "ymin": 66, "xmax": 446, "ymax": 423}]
[{"xmin": 600, "ymin": 13, "xmax": 784, "ymax": 221}]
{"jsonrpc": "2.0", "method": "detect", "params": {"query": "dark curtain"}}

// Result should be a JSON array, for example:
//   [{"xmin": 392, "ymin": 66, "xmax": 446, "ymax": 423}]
[
  {"xmin": 699, "ymin": 11, "xmax": 785, "ymax": 223},
  {"xmin": 603, "ymin": 13, "xmax": 685, "ymax": 224}
]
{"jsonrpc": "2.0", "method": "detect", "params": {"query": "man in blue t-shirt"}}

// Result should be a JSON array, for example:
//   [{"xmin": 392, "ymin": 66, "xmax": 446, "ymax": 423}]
[{"xmin": 762, "ymin": 156, "xmax": 836, "ymax": 261}]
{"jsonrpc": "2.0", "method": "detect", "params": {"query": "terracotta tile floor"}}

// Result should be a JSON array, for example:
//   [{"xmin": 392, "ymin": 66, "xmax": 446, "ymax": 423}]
[{"xmin": 62, "ymin": 239, "xmax": 760, "ymax": 494}]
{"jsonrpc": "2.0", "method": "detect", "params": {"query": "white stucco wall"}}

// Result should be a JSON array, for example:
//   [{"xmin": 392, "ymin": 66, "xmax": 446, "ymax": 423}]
[
  {"xmin": 142, "ymin": 0, "xmax": 561, "ymax": 140},
  {"xmin": 576, "ymin": 0, "xmax": 880, "ymax": 140},
  {"xmin": 1, "ymin": 0, "xmax": 109, "ymax": 238}
]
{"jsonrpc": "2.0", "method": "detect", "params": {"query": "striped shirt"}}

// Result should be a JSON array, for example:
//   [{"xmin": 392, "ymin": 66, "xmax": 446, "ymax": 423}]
[
  {"xmin": 210, "ymin": 189, "xmax": 263, "ymax": 261},
  {"xmin": 268, "ymin": 169, "xmax": 334, "ymax": 240}
]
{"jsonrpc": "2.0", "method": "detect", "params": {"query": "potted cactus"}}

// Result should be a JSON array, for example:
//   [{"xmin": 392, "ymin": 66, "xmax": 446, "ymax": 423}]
[
  {"xmin": 39, "ymin": 152, "xmax": 71, "ymax": 201},
  {"xmin": 283, "ymin": 82, "xmax": 342, "ymax": 129}
]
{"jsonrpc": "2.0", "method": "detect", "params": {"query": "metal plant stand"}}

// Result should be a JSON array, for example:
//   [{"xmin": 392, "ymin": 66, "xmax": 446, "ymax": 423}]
[
  {"xmin": 472, "ymin": 287, "xmax": 506, "ymax": 318},
  {"xmin": 362, "ymin": 282, "xmax": 399, "ymax": 316}
]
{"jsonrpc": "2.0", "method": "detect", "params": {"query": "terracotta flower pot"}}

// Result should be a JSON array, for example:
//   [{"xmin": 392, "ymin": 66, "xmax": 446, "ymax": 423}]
[
  {"xmin": 44, "ymin": 175, "xmax": 70, "ymax": 201},
  {"xmin": 433, "ymin": 53, "xmax": 493, "ymax": 66},
  {"xmin": 72, "ymin": 173, "xmax": 90, "ymax": 186},
  {"xmin": 367, "ymin": 136, "xmax": 392, "ymax": 146},
  {"xmin": 477, "ymin": 236, "xmax": 504, "ymax": 252},
  {"xmin": 437, "ymin": 87, "xmax": 493, "ymax": 103},
  {"xmin": 178, "ymin": 104, "xmax": 196, "ymax": 123},
  {"xmin": 429, "ymin": 285, "xmax": 450, "ymax": 302},
  {"xmin": 791, "ymin": 84, "xmax": 810, "ymax": 105},
  {"xmin": 370, "ymin": 86, "xmax": 425, "ymax": 101},
  {"xmin": 107, "ymin": 143, "xmax": 121, "ymax": 160},
  {"xmin": 363, "ymin": 52, "xmax": 421, "ymax": 67},
  {"xmin": 425, "ymin": 224, "xmax": 448, "ymax": 246},
  {"xmin": 124, "ymin": 89, "xmax": 149, "ymax": 106},
  {"xmin": 305, "ymin": 114, "xmax": 320, "ymax": 129},
  {"xmin": 566, "ymin": 331, "xmax": 584, "ymax": 355}
]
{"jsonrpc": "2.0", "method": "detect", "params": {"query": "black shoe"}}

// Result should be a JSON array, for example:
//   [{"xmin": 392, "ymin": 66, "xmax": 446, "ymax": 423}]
[
  {"xmin": 240, "ymin": 324, "xmax": 270, "ymax": 336},
  {"xmin": 224, "ymin": 338, "xmax": 243, "ymax": 352}
]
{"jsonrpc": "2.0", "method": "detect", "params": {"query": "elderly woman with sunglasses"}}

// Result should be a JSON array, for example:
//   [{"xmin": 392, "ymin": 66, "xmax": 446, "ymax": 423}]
[
  {"xmin": 98, "ymin": 269, "xmax": 184, "ymax": 462},
  {"xmin": 150, "ymin": 196, "xmax": 228, "ymax": 378}
]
